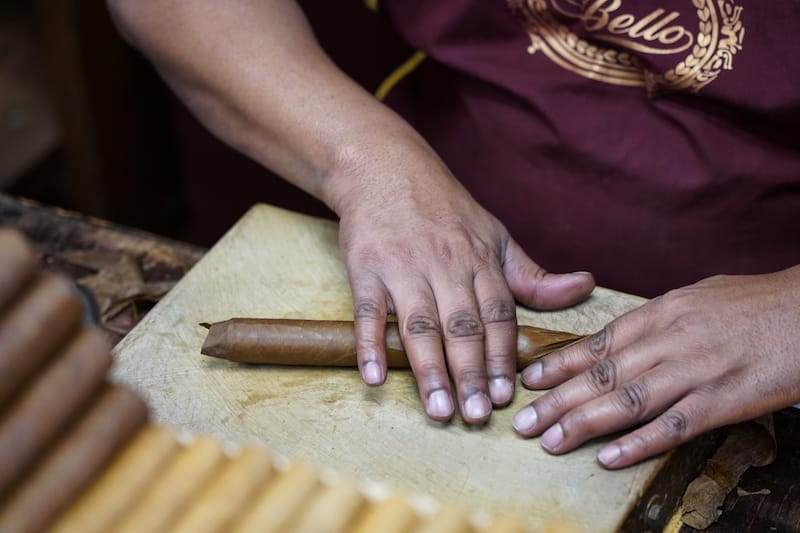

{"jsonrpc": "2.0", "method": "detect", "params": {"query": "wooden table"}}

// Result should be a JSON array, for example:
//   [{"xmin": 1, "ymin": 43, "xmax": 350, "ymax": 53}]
[{"xmin": 1, "ymin": 192, "xmax": 797, "ymax": 532}]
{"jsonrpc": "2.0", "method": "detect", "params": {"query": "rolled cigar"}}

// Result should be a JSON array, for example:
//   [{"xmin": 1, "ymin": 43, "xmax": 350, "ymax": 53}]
[
  {"xmin": 115, "ymin": 435, "xmax": 227, "ymax": 533},
  {"xmin": 232, "ymin": 461, "xmax": 321, "ymax": 533},
  {"xmin": 49, "ymin": 425, "xmax": 179, "ymax": 533},
  {"xmin": 171, "ymin": 446, "xmax": 274, "ymax": 533},
  {"xmin": 0, "ymin": 328, "xmax": 111, "ymax": 494},
  {"xmin": 0, "ymin": 229, "xmax": 39, "ymax": 313},
  {"xmin": 481, "ymin": 515, "xmax": 528, "ymax": 533},
  {"xmin": 0, "ymin": 385, "xmax": 148, "ymax": 533},
  {"xmin": 0, "ymin": 273, "xmax": 83, "ymax": 405},
  {"xmin": 201, "ymin": 318, "xmax": 585, "ymax": 371},
  {"xmin": 415, "ymin": 504, "xmax": 473, "ymax": 533},
  {"xmin": 291, "ymin": 480, "xmax": 366, "ymax": 533},
  {"xmin": 351, "ymin": 494, "xmax": 418, "ymax": 533}
]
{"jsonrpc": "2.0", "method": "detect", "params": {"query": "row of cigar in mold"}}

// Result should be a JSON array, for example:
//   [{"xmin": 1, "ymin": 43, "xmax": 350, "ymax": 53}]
[{"xmin": 0, "ymin": 228, "xmax": 579, "ymax": 533}]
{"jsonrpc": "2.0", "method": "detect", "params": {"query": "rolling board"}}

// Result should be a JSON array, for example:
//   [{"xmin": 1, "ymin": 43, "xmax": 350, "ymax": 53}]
[{"xmin": 112, "ymin": 204, "xmax": 713, "ymax": 531}]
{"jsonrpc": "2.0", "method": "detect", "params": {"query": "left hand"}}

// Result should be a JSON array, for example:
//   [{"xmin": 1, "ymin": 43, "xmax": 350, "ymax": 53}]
[{"xmin": 512, "ymin": 266, "xmax": 800, "ymax": 468}]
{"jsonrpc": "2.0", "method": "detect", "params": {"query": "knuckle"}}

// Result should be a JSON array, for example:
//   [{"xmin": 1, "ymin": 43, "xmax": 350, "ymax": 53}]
[
  {"xmin": 613, "ymin": 382, "xmax": 649, "ymax": 419},
  {"xmin": 585, "ymin": 326, "xmax": 612, "ymax": 364},
  {"xmin": 455, "ymin": 367, "xmax": 485, "ymax": 388},
  {"xmin": 586, "ymin": 359, "xmax": 618, "ymax": 394},
  {"xmin": 625, "ymin": 432, "xmax": 653, "ymax": 458},
  {"xmin": 551, "ymin": 353, "xmax": 576, "ymax": 377},
  {"xmin": 436, "ymin": 240, "xmax": 454, "ymax": 265},
  {"xmin": 347, "ymin": 242, "xmax": 382, "ymax": 270},
  {"xmin": 665, "ymin": 312, "xmax": 701, "ymax": 337},
  {"xmin": 658, "ymin": 410, "xmax": 690, "ymax": 443},
  {"xmin": 415, "ymin": 361, "xmax": 448, "ymax": 388},
  {"xmin": 471, "ymin": 242, "xmax": 496, "ymax": 266},
  {"xmin": 484, "ymin": 349, "xmax": 512, "ymax": 369},
  {"xmin": 540, "ymin": 388, "xmax": 569, "ymax": 414},
  {"xmin": 445, "ymin": 310, "xmax": 484, "ymax": 340},
  {"xmin": 404, "ymin": 311, "xmax": 442, "ymax": 338},
  {"xmin": 479, "ymin": 298, "xmax": 516, "ymax": 324},
  {"xmin": 354, "ymin": 298, "xmax": 385, "ymax": 321}
]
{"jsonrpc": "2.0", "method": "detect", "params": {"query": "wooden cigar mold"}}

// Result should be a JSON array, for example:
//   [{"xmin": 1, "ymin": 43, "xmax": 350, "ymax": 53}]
[
  {"xmin": 200, "ymin": 318, "xmax": 585, "ymax": 371},
  {"xmin": 0, "ymin": 229, "xmax": 560, "ymax": 532}
]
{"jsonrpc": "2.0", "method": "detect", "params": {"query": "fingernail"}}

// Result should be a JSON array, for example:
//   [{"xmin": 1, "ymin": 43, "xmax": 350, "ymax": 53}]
[
  {"xmin": 572, "ymin": 271, "xmax": 592, "ymax": 275},
  {"xmin": 512, "ymin": 406, "xmax": 538, "ymax": 433},
  {"xmin": 427, "ymin": 389, "xmax": 454, "ymax": 418},
  {"xmin": 522, "ymin": 362, "xmax": 543, "ymax": 386},
  {"xmin": 488, "ymin": 377, "xmax": 513, "ymax": 405},
  {"xmin": 598, "ymin": 445, "xmax": 621, "ymax": 466},
  {"xmin": 541, "ymin": 423, "xmax": 564, "ymax": 451},
  {"xmin": 464, "ymin": 392, "xmax": 491, "ymax": 420},
  {"xmin": 362, "ymin": 361, "xmax": 383, "ymax": 385}
]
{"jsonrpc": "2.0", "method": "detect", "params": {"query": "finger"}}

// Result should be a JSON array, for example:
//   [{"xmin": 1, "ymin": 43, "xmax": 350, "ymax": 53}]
[
  {"xmin": 430, "ymin": 270, "xmax": 492, "ymax": 425},
  {"xmin": 473, "ymin": 263, "xmax": 517, "ymax": 406},
  {"xmin": 503, "ymin": 239, "xmax": 594, "ymax": 310},
  {"xmin": 350, "ymin": 272, "xmax": 391, "ymax": 386},
  {"xmin": 513, "ymin": 336, "xmax": 670, "ymax": 437},
  {"xmin": 391, "ymin": 282, "xmax": 454, "ymax": 422},
  {"xmin": 594, "ymin": 390, "xmax": 718, "ymax": 469},
  {"xmin": 531, "ymin": 363, "xmax": 694, "ymax": 455},
  {"xmin": 521, "ymin": 311, "xmax": 648, "ymax": 390}
]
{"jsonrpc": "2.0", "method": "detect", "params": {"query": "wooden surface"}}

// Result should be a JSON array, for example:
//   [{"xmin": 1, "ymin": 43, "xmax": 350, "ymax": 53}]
[
  {"xmin": 2, "ymin": 194, "xmax": 797, "ymax": 531},
  {"xmin": 113, "ymin": 203, "xmax": 680, "ymax": 532}
]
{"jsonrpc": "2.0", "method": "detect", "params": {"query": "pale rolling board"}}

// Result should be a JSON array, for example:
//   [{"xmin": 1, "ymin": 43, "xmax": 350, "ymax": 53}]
[{"xmin": 112, "ymin": 203, "xmax": 660, "ymax": 532}]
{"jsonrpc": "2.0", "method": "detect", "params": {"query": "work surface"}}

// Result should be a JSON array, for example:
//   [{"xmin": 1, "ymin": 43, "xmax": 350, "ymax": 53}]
[
  {"xmin": 112, "ymin": 204, "xmax": 686, "ymax": 531},
  {"xmin": 2, "ymin": 193, "xmax": 798, "ymax": 532}
]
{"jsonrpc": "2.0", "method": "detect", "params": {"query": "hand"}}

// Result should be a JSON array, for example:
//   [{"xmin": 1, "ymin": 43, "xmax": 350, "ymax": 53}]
[
  {"xmin": 329, "ymin": 146, "xmax": 594, "ymax": 424},
  {"xmin": 512, "ymin": 266, "xmax": 800, "ymax": 467}
]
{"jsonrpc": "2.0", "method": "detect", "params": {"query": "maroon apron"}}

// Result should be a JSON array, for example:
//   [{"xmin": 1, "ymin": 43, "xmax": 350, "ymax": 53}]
[{"xmin": 379, "ymin": 1, "xmax": 800, "ymax": 297}]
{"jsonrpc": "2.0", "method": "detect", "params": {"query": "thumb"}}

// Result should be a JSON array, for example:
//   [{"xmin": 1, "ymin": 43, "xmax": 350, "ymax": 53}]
[{"xmin": 503, "ymin": 239, "xmax": 595, "ymax": 310}]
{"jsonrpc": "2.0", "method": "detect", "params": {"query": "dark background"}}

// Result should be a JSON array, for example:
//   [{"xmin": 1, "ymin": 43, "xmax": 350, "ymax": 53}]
[{"xmin": 0, "ymin": 0, "xmax": 412, "ymax": 246}]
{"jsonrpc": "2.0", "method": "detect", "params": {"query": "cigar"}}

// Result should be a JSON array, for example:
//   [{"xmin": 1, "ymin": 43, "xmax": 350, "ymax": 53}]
[
  {"xmin": 201, "ymin": 318, "xmax": 585, "ymax": 371},
  {"xmin": 0, "ymin": 273, "xmax": 83, "ymax": 405},
  {"xmin": 0, "ymin": 328, "xmax": 111, "ymax": 495},
  {"xmin": 0, "ymin": 229, "xmax": 39, "ymax": 313},
  {"xmin": 232, "ymin": 461, "xmax": 321, "ymax": 533},
  {"xmin": 115, "ymin": 435, "xmax": 227, "ymax": 533},
  {"xmin": 49, "ymin": 426, "xmax": 180, "ymax": 533},
  {"xmin": 0, "ymin": 385, "xmax": 148, "ymax": 533},
  {"xmin": 170, "ymin": 447, "xmax": 274, "ymax": 533}
]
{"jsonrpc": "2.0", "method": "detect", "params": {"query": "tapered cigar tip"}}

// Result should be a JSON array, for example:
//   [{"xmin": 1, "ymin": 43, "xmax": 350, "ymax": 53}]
[{"xmin": 200, "ymin": 325, "xmax": 227, "ymax": 359}]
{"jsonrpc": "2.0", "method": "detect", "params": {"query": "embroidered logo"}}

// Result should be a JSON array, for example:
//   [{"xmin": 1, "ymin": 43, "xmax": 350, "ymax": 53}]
[{"xmin": 508, "ymin": 0, "xmax": 745, "ymax": 93}]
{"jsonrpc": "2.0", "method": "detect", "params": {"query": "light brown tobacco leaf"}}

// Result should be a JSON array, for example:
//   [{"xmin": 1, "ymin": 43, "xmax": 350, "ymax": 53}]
[
  {"xmin": 680, "ymin": 416, "xmax": 776, "ymax": 529},
  {"xmin": 77, "ymin": 254, "xmax": 175, "ymax": 334}
]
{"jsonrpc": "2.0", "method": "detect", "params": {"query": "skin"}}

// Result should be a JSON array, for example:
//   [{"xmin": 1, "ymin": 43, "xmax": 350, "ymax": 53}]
[
  {"xmin": 513, "ymin": 266, "xmax": 800, "ymax": 468},
  {"xmin": 107, "ymin": 0, "xmax": 594, "ymax": 425},
  {"xmin": 108, "ymin": 1, "xmax": 800, "ymax": 466}
]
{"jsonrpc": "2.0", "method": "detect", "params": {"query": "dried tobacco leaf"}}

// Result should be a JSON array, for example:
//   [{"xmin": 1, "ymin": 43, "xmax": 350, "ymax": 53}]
[{"xmin": 680, "ymin": 416, "xmax": 776, "ymax": 529}]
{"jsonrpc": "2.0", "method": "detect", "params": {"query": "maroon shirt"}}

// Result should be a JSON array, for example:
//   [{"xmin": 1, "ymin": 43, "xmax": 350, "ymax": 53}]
[{"xmin": 380, "ymin": 1, "xmax": 800, "ymax": 297}]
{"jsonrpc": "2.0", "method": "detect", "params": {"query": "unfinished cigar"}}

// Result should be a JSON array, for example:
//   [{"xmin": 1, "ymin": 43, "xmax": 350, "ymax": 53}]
[
  {"xmin": 0, "ymin": 328, "xmax": 111, "ymax": 494},
  {"xmin": 201, "ymin": 318, "xmax": 585, "ymax": 371},
  {"xmin": 0, "ymin": 273, "xmax": 83, "ymax": 405},
  {"xmin": 0, "ymin": 385, "xmax": 148, "ymax": 533},
  {"xmin": 0, "ymin": 229, "xmax": 39, "ymax": 313}
]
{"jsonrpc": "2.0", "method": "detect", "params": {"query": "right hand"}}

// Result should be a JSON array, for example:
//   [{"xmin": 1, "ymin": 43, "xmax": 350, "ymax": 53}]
[{"xmin": 328, "ymin": 142, "xmax": 595, "ymax": 424}]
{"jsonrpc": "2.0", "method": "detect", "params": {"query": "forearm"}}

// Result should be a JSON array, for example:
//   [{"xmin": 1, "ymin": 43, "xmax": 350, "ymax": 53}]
[{"xmin": 106, "ymin": 0, "xmax": 434, "ymax": 212}]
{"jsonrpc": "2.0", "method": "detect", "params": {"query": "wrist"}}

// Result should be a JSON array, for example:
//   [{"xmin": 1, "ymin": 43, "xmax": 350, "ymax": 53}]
[{"xmin": 321, "ymin": 124, "xmax": 440, "ymax": 216}]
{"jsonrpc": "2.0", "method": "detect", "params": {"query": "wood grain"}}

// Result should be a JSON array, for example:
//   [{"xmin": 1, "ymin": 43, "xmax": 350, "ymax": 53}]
[{"xmin": 112, "ymin": 204, "xmax": 669, "ymax": 532}]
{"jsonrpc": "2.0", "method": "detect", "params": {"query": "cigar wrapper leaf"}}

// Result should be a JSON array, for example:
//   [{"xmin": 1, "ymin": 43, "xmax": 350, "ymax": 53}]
[{"xmin": 201, "ymin": 318, "xmax": 585, "ymax": 371}]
